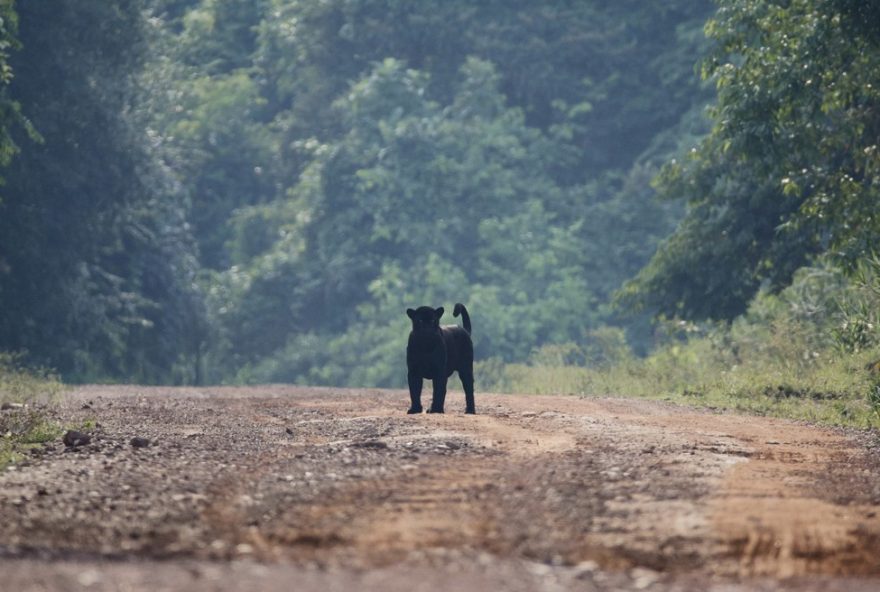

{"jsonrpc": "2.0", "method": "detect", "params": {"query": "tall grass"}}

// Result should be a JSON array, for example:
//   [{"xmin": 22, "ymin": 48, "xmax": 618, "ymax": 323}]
[
  {"xmin": 478, "ymin": 345, "xmax": 879, "ymax": 427},
  {"xmin": 0, "ymin": 352, "xmax": 64, "ymax": 404},
  {"xmin": 477, "ymin": 261, "xmax": 880, "ymax": 428}
]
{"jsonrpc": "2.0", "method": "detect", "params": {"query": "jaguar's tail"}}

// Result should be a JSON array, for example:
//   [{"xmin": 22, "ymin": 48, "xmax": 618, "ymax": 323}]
[{"xmin": 453, "ymin": 303, "xmax": 471, "ymax": 335}]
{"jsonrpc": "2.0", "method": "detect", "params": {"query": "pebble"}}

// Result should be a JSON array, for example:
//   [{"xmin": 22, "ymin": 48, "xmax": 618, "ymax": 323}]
[
  {"xmin": 77, "ymin": 569, "xmax": 102, "ymax": 587},
  {"xmin": 235, "ymin": 543, "xmax": 254, "ymax": 555},
  {"xmin": 352, "ymin": 440, "xmax": 388, "ymax": 449},
  {"xmin": 62, "ymin": 431, "xmax": 91, "ymax": 448},
  {"xmin": 631, "ymin": 567, "xmax": 660, "ymax": 589},
  {"xmin": 573, "ymin": 560, "xmax": 598, "ymax": 579}
]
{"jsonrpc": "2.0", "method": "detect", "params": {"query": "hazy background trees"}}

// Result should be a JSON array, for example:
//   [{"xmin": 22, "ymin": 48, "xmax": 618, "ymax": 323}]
[
  {"xmin": 0, "ymin": 0, "xmax": 876, "ymax": 387},
  {"xmin": 0, "ymin": 0, "xmax": 201, "ymax": 382}
]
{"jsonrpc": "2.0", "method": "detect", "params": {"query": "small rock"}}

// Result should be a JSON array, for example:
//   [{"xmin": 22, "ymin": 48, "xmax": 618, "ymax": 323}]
[
  {"xmin": 130, "ymin": 437, "xmax": 151, "ymax": 448},
  {"xmin": 285, "ymin": 427, "xmax": 294, "ymax": 435},
  {"xmin": 526, "ymin": 563, "xmax": 552, "ymax": 576},
  {"xmin": 631, "ymin": 567, "xmax": 660, "ymax": 590},
  {"xmin": 76, "ymin": 569, "xmax": 102, "ymax": 587},
  {"xmin": 573, "ymin": 560, "xmax": 598, "ymax": 579},
  {"xmin": 352, "ymin": 440, "xmax": 388, "ymax": 449},
  {"xmin": 62, "ymin": 430, "xmax": 91, "ymax": 448}
]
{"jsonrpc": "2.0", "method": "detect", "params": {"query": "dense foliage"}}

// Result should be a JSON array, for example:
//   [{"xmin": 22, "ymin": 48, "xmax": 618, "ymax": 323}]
[
  {"xmin": 0, "ymin": 1, "xmax": 202, "ymax": 382},
  {"xmin": 620, "ymin": 0, "xmax": 880, "ymax": 320},
  {"xmin": 148, "ymin": 0, "xmax": 713, "ymax": 385},
  {"xmin": 0, "ymin": 0, "xmax": 876, "ymax": 393}
]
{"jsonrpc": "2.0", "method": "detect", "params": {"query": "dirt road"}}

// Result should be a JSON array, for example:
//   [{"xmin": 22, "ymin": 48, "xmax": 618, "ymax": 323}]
[{"xmin": 2, "ymin": 386, "xmax": 880, "ymax": 591}]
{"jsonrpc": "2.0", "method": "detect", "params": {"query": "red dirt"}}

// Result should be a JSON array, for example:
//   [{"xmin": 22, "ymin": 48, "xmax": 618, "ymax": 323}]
[{"xmin": 1, "ymin": 385, "xmax": 879, "ymax": 591}]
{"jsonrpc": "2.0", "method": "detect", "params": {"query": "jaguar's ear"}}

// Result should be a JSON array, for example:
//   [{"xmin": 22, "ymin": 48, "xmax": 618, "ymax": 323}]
[
  {"xmin": 406, "ymin": 308, "xmax": 416, "ymax": 320},
  {"xmin": 434, "ymin": 307, "xmax": 444, "ymax": 320}
]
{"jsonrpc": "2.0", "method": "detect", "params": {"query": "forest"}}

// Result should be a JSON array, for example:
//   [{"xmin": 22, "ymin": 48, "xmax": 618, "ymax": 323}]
[{"xmin": 1, "ymin": 0, "xmax": 878, "ymax": 419}]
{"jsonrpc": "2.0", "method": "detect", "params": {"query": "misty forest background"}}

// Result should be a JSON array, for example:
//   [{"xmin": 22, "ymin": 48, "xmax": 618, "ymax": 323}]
[{"xmin": 1, "ymin": 0, "xmax": 879, "ymax": 418}]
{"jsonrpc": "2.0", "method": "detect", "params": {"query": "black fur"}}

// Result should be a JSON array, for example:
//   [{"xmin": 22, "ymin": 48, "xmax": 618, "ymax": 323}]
[{"xmin": 405, "ymin": 303, "xmax": 475, "ymax": 414}]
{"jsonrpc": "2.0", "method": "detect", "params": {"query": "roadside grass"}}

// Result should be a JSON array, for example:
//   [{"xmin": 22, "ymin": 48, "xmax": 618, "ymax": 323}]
[
  {"xmin": 476, "ymin": 343, "xmax": 880, "ymax": 429},
  {"xmin": 0, "ymin": 353, "xmax": 66, "ymax": 468},
  {"xmin": 477, "ymin": 262, "xmax": 880, "ymax": 429}
]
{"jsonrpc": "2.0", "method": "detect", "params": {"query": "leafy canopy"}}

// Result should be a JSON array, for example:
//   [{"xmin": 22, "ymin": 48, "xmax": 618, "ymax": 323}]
[{"xmin": 619, "ymin": 0, "xmax": 880, "ymax": 321}]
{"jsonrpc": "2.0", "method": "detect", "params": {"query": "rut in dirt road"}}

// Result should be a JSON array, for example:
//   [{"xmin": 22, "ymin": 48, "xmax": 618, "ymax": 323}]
[{"xmin": 1, "ymin": 386, "xmax": 880, "ymax": 591}]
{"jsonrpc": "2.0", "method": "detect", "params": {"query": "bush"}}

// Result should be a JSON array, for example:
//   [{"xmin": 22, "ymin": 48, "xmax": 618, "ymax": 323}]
[{"xmin": 486, "ymin": 263, "xmax": 880, "ymax": 428}]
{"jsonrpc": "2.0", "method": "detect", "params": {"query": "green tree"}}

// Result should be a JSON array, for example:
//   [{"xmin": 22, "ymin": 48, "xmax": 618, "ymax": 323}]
[
  {"xmin": 0, "ymin": 0, "xmax": 203, "ymax": 382},
  {"xmin": 146, "ymin": 0, "xmax": 279, "ymax": 269},
  {"xmin": 145, "ymin": 0, "xmax": 717, "ymax": 383},
  {"xmin": 216, "ymin": 59, "xmax": 599, "ymax": 384},
  {"xmin": 0, "ymin": 0, "xmax": 36, "ymax": 190},
  {"xmin": 256, "ymin": 0, "xmax": 713, "ymax": 181},
  {"xmin": 620, "ymin": 0, "xmax": 880, "ymax": 320}
]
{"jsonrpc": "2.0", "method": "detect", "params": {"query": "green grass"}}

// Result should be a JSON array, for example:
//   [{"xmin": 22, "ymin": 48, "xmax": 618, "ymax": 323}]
[
  {"xmin": 0, "ymin": 352, "xmax": 65, "ymax": 468},
  {"xmin": 476, "ymin": 341, "xmax": 880, "ymax": 429},
  {"xmin": 0, "ymin": 352, "xmax": 64, "ymax": 405},
  {"xmin": 0, "ymin": 408, "xmax": 64, "ymax": 468}
]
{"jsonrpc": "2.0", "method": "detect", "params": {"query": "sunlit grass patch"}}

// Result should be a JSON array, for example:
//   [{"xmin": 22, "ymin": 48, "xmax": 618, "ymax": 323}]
[
  {"xmin": 0, "ymin": 408, "xmax": 64, "ymax": 468},
  {"xmin": 0, "ymin": 352, "xmax": 64, "ymax": 405},
  {"xmin": 478, "ymin": 340, "xmax": 880, "ymax": 429},
  {"xmin": 0, "ymin": 352, "xmax": 65, "ymax": 468}
]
